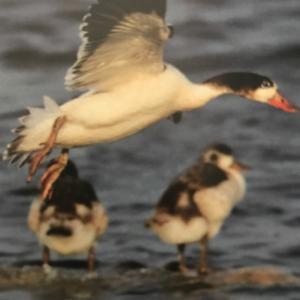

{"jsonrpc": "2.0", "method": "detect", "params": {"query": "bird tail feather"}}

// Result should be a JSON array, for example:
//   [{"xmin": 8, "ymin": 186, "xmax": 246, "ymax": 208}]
[{"xmin": 2, "ymin": 96, "xmax": 62, "ymax": 166}]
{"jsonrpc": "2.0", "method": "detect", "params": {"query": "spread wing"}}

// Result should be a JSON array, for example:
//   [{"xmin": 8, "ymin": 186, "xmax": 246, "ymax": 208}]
[{"xmin": 65, "ymin": 0, "xmax": 170, "ymax": 92}]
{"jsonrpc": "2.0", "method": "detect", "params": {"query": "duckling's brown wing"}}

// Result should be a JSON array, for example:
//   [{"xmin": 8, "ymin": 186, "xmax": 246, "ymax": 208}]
[
  {"xmin": 156, "ymin": 180, "xmax": 201, "ymax": 222},
  {"xmin": 199, "ymin": 163, "xmax": 228, "ymax": 187},
  {"xmin": 180, "ymin": 163, "xmax": 228, "ymax": 189},
  {"xmin": 156, "ymin": 181, "xmax": 188, "ymax": 213},
  {"xmin": 155, "ymin": 164, "xmax": 228, "ymax": 221}
]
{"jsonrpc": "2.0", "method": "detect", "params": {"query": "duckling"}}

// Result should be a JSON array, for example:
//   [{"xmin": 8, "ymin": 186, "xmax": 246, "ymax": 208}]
[
  {"xmin": 28, "ymin": 160, "xmax": 108, "ymax": 271},
  {"xmin": 146, "ymin": 144, "xmax": 248, "ymax": 274}
]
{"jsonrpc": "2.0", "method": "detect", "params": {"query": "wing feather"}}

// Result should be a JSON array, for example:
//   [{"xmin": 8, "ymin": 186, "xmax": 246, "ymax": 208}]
[{"xmin": 65, "ymin": 0, "xmax": 170, "ymax": 92}]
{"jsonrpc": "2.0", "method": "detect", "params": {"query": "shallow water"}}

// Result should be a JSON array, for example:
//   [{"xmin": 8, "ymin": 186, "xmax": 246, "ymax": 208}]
[{"xmin": 0, "ymin": 0, "xmax": 300, "ymax": 299}]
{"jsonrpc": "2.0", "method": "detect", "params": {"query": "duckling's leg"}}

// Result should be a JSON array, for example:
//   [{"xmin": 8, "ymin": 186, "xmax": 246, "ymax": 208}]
[
  {"xmin": 42, "ymin": 246, "xmax": 50, "ymax": 266},
  {"xmin": 42, "ymin": 246, "xmax": 58, "ymax": 277},
  {"xmin": 40, "ymin": 149, "xmax": 69, "ymax": 199},
  {"xmin": 88, "ymin": 246, "xmax": 96, "ymax": 272},
  {"xmin": 177, "ymin": 244, "xmax": 188, "ymax": 273},
  {"xmin": 27, "ymin": 116, "xmax": 66, "ymax": 182},
  {"xmin": 198, "ymin": 235, "xmax": 209, "ymax": 275}
]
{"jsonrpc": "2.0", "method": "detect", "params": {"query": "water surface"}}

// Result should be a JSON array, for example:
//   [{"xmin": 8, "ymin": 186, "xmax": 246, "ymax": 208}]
[{"xmin": 0, "ymin": 1, "xmax": 300, "ymax": 299}]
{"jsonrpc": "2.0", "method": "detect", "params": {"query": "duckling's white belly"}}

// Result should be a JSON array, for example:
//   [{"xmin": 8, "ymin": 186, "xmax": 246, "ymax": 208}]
[
  {"xmin": 38, "ymin": 221, "xmax": 97, "ymax": 255},
  {"xmin": 57, "ymin": 66, "xmax": 187, "ymax": 147},
  {"xmin": 151, "ymin": 216, "xmax": 208, "ymax": 245}
]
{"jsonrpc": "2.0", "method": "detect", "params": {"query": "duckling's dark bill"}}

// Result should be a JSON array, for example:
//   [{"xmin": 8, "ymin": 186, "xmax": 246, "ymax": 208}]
[{"xmin": 268, "ymin": 92, "xmax": 300, "ymax": 112}]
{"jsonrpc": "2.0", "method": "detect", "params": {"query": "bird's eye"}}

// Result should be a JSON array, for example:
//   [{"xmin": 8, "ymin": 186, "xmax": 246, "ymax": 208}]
[{"xmin": 260, "ymin": 80, "xmax": 273, "ymax": 88}]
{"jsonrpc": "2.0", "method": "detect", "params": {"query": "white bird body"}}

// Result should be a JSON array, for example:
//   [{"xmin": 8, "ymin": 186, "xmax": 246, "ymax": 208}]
[
  {"xmin": 18, "ymin": 65, "xmax": 217, "ymax": 152},
  {"xmin": 60, "ymin": 65, "xmax": 191, "ymax": 144}
]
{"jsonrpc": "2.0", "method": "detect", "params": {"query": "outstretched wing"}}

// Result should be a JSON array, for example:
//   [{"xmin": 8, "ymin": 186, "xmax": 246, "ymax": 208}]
[{"xmin": 65, "ymin": 0, "xmax": 170, "ymax": 92}]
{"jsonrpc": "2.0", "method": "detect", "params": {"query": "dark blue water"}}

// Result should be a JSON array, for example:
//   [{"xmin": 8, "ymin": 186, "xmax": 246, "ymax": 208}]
[{"xmin": 0, "ymin": 0, "xmax": 300, "ymax": 299}]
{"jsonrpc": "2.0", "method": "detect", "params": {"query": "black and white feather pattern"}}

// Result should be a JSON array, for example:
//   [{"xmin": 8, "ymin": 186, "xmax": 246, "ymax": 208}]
[{"xmin": 65, "ymin": 0, "xmax": 169, "ymax": 92}]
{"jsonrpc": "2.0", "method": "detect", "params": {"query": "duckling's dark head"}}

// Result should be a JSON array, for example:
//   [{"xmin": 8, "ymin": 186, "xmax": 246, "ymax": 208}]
[
  {"xmin": 205, "ymin": 72, "xmax": 299, "ymax": 112},
  {"xmin": 202, "ymin": 143, "xmax": 249, "ymax": 173},
  {"xmin": 47, "ymin": 159, "xmax": 78, "ymax": 179}
]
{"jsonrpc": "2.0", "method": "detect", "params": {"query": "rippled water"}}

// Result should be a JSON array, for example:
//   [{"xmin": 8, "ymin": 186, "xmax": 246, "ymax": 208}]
[{"xmin": 0, "ymin": 0, "xmax": 300, "ymax": 299}]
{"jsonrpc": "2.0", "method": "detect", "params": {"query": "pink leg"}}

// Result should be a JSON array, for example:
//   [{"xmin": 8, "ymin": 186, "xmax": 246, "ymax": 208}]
[
  {"xmin": 40, "ymin": 149, "xmax": 69, "ymax": 200},
  {"xmin": 27, "ymin": 116, "xmax": 66, "ymax": 182}
]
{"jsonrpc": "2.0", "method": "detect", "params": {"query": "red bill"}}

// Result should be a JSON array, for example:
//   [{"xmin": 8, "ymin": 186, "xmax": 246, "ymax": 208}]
[{"xmin": 268, "ymin": 92, "xmax": 300, "ymax": 113}]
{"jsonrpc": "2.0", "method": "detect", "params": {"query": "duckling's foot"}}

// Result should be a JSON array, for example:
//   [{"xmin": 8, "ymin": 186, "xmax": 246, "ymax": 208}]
[
  {"xmin": 198, "ymin": 266, "xmax": 210, "ymax": 276},
  {"xmin": 177, "ymin": 244, "xmax": 192, "ymax": 274},
  {"xmin": 27, "ymin": 116, "xmax": 66, "ymax": 183},
  {"xmin": 179, "ymin": 264, "xmax": 197, "ymax": 277},
  {"xmin": 40, "ymin": 149, "xmax": 69, "ymax": 199},
  {"xmin": 84, "ymin": 271, "xmax": 98, "ymax": 280},
  {"xmin": 43, "ymin": 263, "xmax": 58, "ymax": 278},
  {"xmin": 179, "ymin": 264, "xmax": 190, "ymax": 273},
  {"xmin": 42, "ymin": 263, "xmax": 51, "ymax": 273}
]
